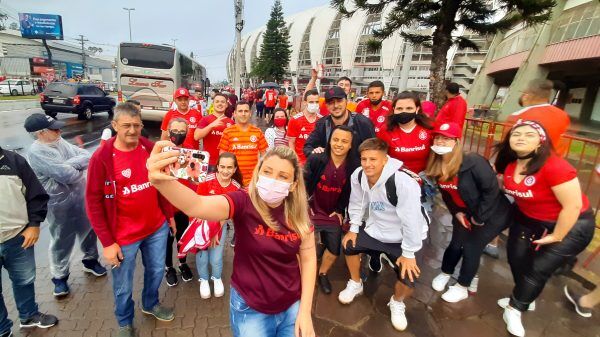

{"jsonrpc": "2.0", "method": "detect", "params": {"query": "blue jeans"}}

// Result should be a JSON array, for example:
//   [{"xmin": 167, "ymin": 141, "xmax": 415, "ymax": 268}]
[
  {"xmin": 230, "ymin": 287, "xmax": 299, "ymax": 337},
  {"xmin": 196, "ymin": 224, "xmax": 228, "ymax": 280},
  {"xmin": 111, "ymin": 222, "xmax": 168, "ymax": 327},
  {"xmin": 0, "ymin": 234, "xmax": 39, "ymax": 334}
]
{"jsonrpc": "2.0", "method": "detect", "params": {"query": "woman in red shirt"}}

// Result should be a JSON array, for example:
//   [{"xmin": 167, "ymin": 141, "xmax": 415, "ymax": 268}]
[
  {"xmin": 195, "ymin": 153, "xmax": 242, "ymax": 299},
  {"xmin": 147, "ymin": 145, "xmax": 316, "ymax": 337},
  {"xmin": 380, "ymin": 91, "xmax": 434, "ymax": 174},
  {"xmin": 494, "ymin": 120, "xmax": 594, "ymax": 337}
]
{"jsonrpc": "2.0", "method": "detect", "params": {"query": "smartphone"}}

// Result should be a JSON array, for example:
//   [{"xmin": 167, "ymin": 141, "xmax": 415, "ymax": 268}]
[{"xmin": 163, "ymin": 146, "xmax": 210, "ymax": 183}]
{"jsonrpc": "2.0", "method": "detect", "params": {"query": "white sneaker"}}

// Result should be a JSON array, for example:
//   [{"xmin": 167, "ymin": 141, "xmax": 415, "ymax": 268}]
[
  {"xmin": 338, "ymin": 279, "xmax": 363, "ymax": 304},
  {"xmin": 497, "ymin": 298, "xmax": 536, "ymax": 311},
  {"xmin": 468, "ymin": 275, "xmax": 479, "ymax": 294},
  {"xmin": 199, "ymin": 279, "xmax": 211, "ymax": 299},
  {"xmin": 432, "ymin": 273, "xmax": 451, "ymax": 292},
  {"xmin": 503, "ymin": 306, "xmax": 525, "ymax": 337},
  {"xmin": 441, "ymin": 285, "xmax": 469, "ymax": 303},
  {"xmin": 387, "ymin": 296, "xmax": 407, "ymax": 331},
  {"xmin": 212, "ymin": 277, "xmax": 224, "ymax": 298}
]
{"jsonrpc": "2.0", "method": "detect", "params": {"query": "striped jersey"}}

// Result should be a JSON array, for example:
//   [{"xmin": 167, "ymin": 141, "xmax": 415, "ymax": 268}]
[{"xmin": 218, "ymin": 124, "xmax": 267, "ymax": 186}]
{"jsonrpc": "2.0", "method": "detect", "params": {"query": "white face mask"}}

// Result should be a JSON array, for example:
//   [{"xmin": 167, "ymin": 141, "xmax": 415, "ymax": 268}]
[
  {"xmin": 306, "ymin": 103, "xmax": 319, "ymax": 114},
  {"xmin": 431, "ymin": 145, "xmax": 454, "ymax": 155},
  {"xmin": 256, "ymin": 175, "xmax": 291, "ymax": 205}
]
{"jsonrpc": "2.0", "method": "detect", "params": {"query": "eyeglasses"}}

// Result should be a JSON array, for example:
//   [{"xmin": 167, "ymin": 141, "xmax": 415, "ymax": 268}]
[{"xmin": 118, "ymin": 123, "xmax": 143, "ymax": 130}]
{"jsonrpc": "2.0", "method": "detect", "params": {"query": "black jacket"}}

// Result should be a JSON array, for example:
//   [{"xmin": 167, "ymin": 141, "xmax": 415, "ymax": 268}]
[
  {"xmin": 0, "ymin": 147, "xmax": 48, "ymax": 242},
  {"xmin": 303, "ymin": 112, "xmax": 375, "ymax": 163},
  {"xmin": 439, "ymin": 153, "xmax": 511, "ymax": 226},
  {"xmin": 303, "ymin": 152, "xmax": 360, "ymax": 216}
]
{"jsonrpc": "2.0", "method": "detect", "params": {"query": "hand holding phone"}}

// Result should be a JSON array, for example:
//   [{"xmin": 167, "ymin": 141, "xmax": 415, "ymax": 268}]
[{"xmin": 162, "ymin": 147, "xmax": 210, "ymax": 183}]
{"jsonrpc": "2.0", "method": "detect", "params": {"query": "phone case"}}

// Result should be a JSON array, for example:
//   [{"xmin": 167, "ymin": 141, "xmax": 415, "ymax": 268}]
[{"xmin": 163, "ymin": 147, "xmax": 210, "ymax": 183}]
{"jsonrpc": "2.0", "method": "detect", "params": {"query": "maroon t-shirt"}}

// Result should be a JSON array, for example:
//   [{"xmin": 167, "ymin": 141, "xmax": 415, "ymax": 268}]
[
  {"xmin": 310, "ymin": 160, "xmax": 347, "ymax": 226},
  {"xmin": 225, "ymin": 190, "xmax": 302, "ymax": 314}
]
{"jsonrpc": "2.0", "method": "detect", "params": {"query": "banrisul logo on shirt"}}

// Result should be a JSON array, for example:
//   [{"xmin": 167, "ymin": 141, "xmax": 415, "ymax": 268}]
[
  {"xmin": 122, "ymin": 182, "xmax": 151, "ymax": 196},
  {"xmin": 253, "ymin": 224, "xmax": 299, "ymax": 242}
]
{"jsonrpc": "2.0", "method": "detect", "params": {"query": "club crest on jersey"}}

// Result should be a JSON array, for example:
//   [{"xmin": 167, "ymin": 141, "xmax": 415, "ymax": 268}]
[
  {"xmin": 250, "ymin": 135, "xmax": 257, "ymax": 143},
  {"xmin": 189, "ymin": 117, "xmax": 196, "ymax": 124},
  {"xmin": 524, "ymin": 176, "xmax": 536, "ymax": 186},
  {"xmin": 440, "ymin": 123, "xmax": 450, "ymax": 131},
  {"xmin": 377, "ymin": 115, "xmax": 385, "ymax": 123},
  {"xmin": 121, "ymin": 168, "xmax": 131, "ymax": 178},
  {"xmin": 419, "ymin": 130, "xmax": 428, "ymax": 140}
]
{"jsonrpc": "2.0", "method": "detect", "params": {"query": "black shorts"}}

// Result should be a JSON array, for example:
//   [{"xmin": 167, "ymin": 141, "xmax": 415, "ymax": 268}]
[
  {"xmin": 344, "ymin": 226, "xmax": 423, "ymax": 287},
  {"xmin": 265, "ymin": 107, "xmax": 275, "ymax": 115},
  {"xmin": 315, "ymin": 224, "xmax": 343, "ymax": 256}
]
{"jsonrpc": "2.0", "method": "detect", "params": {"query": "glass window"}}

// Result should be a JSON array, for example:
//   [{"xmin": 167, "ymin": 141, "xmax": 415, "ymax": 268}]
[{"xmin": 119, "ymin": 44, "xmax": 175, "ymax": 69}]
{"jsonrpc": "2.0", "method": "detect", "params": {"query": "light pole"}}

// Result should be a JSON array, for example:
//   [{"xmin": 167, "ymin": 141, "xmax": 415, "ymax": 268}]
[
  {"xmin": 123, "ymin": 8, "xmax": 135, "ymax": 42},
  {"xmin": 171, "ymin": 38, "xmax": 178, "ymax": 48},
  {"xmin": 233, "ymin": 0, "xmax": 244, "ymax": 97}
]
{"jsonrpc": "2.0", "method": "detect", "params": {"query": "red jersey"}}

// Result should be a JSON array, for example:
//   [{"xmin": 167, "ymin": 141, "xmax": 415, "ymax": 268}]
[
  {"xmin": 287, "ymin": 112, "xmax": 321, "ymax": 164},
  {"xmin": 355, "ymin": 99, "xmax": 392, "ymax": 135},
  {"xmin": 196, "ymin": 173, "xmax": 241, "ymax": 196},
  {"xmin": 381, "ymin": 124, "xmax": 433, "ymax": 173},
  {"xmin": 218, "ymin": 124, "xmax": 268, "ymax": 186},
  {"xmin": 278, "ymin": 95, "xmax": 288, "ymax": 109},
  {"xmin": 198, "ymin": 114, "xmax": 235, "ymax": 166},
  {"xmin": 112, "ymin": 145, "xmax": 165, "ymax": 245},
  {"xmin": 160, "ymin": 108, "xmax": 203, "ymax": 150},
  {"xmin": 435, "ymin": 95, "xmax": 467, "ymax": 131},
  {"xmin": 503, "ymin": 155, "xmax": 589, "ymax": 222},
  {"xmin": 438, "ymin": 176, "xmax": 467, "ymax": 209},
  {"xmin": 310, "ymin": 160, "xmax": 347, "ymax": 225},
  {"xmin": 264, "ymin": 89, "xmax": 277, "ymax": 108}
]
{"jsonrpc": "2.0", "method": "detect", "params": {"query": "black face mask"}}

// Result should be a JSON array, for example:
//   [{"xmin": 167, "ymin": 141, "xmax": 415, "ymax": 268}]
[
  {"xmin": 516, "ymin": 150, "xmax": 536, "ymax": 160},
  {"xmin": 390, "ymin": 112, "xmax": 416, "ymax": 125},
  {"xmin": 370, "ymin": 98, "xmax": 382, "ymax": 106},
  {"xmin": 169, "ymin": 131, "xmax": 187, "ymax": 146}
]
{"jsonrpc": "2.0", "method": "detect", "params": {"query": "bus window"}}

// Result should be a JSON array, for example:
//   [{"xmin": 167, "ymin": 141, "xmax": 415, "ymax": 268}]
[{"xmin": 120, "ymin": 44, "xmax": 175, "ymax": 69}]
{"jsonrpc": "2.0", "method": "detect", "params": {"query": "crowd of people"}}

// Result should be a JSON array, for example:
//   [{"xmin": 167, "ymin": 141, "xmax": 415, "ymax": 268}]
[{"xmin": 0, "ymin": 71, "xmax": 597, "ymax": 337}]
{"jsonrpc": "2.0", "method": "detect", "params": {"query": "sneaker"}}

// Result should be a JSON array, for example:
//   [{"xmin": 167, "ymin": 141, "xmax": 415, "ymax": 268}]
[
  {"xmin": 179, "ymin": 264, "xmax": 193, "ymax": 282},
  {"xmin": 388, "ymin": 296, "xmax": 407, "ymax": 331},
  {"xmin": 117, "ymin": 325, "xmax": 134, "ymax": 337},
  {"xmin": 368, "ymin": 253, "xmax": 382, "ymax": 273},
  {"xmin": 199, "ymin": 279, "xmax": 211, "ymax": 299},
  {"xmin": 212, "ymin": 277, "xmax": 225, "ymax": 297},
  {"xmin": 483, "ymin": 244, "xmax": 500, "ymax": 259},
  {"xmin": 338, "ymin": 279, "xmax": 363, "ymax": 304},
  {"xmin": 0, "ymin": 331, "xmax": 12, "ymax": 337},
  {"xmin": 503, "ymin": 306, "xmax": 525, "ymax": 337},
  {"xmin": 318, "ymin": 273, "xmax": 332, "ymax": 294},
  {"xmin": 165, "ymin": 267, "xmax": 178, "ymax": 287},
  {"xmin": 497, "ymin": 297, "xmax": 536, "ymax": 311},
  {"xmin": 19, "ymin": 312, "xmax": 58, "ymax": 328},
  {"xmin": 564, "ymin": 286, "xmax": 592, "ymax": 318},
  {"xmin": 141, "ymin": 305, "xmax": 175, "ymax": 322},
  {"xmin": 51, "ymin": 277, "xmax": 69, "ymax": 297},
  {"xmin": 468, "ymin": 275, "xmax": 479, "ymax": 294},
  {"xmin": 442, "ymin": 285, "xmax": 469, "ymax": 303},
  {"xmin": 82, "ymin": 259, "xmax": 107, "ymax": 277},
  {"xmin": 431, "ymin": 273, "xmax": 451, "ymax": 292}
]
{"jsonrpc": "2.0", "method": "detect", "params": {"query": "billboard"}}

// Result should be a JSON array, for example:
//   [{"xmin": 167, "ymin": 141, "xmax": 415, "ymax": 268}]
[{"xmin": 18, "ymin": 13, "xmax": 64, "ymax": 40}]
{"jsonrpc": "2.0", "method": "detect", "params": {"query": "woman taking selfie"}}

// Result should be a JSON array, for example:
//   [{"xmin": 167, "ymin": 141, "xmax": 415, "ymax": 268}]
[
  {"xmin": 147, "ymin": 143, "xmax": 316, "ymax": 337},
  {"xmin": 494, "ymin": 120, "xmax": 594, "ymax": 337},
  {"xmin": 425, "ymin": 122, "xmax": 511, "ymax": 303}
]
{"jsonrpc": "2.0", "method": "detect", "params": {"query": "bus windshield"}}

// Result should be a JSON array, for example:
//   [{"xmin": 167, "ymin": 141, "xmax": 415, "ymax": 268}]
[{"xmin": 119, "ymin": 43, "xmax": 175, "ymax": 69}]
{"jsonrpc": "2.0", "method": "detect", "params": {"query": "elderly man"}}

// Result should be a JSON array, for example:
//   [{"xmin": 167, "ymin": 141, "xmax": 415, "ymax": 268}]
[{"xmin": 24, "ymin": 114, "xmax": 106, "ymax": 298}]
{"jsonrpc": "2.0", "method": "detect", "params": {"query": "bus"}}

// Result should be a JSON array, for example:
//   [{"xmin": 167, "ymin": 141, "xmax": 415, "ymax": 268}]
[{"xmin": 116, "ymin": 42, "xmax": 207, "ymax": 121}]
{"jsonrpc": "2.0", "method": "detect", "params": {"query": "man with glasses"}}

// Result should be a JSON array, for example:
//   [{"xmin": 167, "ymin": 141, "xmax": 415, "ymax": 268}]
[{"xmin": 86, "ymin": 102, "xmax": 175, "ymax": 337}]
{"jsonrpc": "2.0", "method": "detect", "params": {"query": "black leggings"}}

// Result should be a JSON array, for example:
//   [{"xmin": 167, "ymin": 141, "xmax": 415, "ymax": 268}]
[
  {"xmin": 441, "ymin": 213, "xmax": 507, "ymax": 286},
  {"xmin": 256, "ymin": 101, "xmax": 265, "ymax": 118},
  {"xmin": 507, "ymin": 210, "xmax": 595, "ymax": 312},
  {"xmin": 165, "ymin": 211, "xmax": 190, "ymax": 268}
]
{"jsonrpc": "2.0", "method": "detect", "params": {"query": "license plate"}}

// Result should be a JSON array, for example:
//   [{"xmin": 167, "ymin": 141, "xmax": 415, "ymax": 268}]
[{"xmin": 53, "ymin": 98, "xmax": 65, "ymax": 104}]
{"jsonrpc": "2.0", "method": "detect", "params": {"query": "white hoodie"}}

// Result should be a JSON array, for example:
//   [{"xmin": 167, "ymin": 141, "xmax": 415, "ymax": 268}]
[{"xmin": 348, "ymin": 157, "xmax": 428, "ymax": 258}]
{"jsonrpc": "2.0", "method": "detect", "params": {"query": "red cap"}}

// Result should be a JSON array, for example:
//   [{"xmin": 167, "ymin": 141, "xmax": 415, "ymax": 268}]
[
  {"xmin": 433, "ymin": 122, "xmax": 462, "ymax": 139},
  {"xmin": 173, "ymin": 88, "xmax": 190, "ymax": 99}
]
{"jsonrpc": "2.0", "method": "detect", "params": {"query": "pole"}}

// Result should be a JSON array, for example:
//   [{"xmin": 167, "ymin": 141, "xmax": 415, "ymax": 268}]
[
  {"xmin": 79, "ymin": 35, "xmax": 88, "ymax": 79},
  {"xmin": 234, "ymin": 0, "xmax": 244, "ymax": 98},
  {"xmin": 123, "ymin": 8, "xmax": 135, "ymax": 42},
  {"xmin": 42, "ymin": 39, "xmax": 53, "ymax": 70},
  {"xmin": 171, "ymin": 39, "xmax": 178, "ymax": 48}
]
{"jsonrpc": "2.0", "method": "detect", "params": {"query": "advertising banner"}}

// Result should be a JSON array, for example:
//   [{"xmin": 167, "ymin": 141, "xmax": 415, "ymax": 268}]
[{"xmin": 19, "ymin": 13, "xmax": 64, "ymax": 40}]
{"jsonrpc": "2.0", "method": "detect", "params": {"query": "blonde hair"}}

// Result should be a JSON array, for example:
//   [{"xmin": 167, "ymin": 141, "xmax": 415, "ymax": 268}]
[
  {"xmin": 425, "ymin": 141, "xmax": 464, "ymax": 182},
  {"xmin": 248, "ymin": 146, "xmax": 312, "ymax": 238}
]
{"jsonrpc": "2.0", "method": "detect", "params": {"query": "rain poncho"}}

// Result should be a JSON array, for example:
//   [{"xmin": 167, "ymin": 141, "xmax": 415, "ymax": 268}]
[{"xmin": 27, "ymin": 138, "xmax": 99, "ymax": 280}]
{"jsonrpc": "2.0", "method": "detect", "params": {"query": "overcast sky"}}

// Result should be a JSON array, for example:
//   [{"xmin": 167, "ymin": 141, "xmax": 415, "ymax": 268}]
[{"xmin": 1, "ymin": 0, "xmax": 330, "ymax": 81}]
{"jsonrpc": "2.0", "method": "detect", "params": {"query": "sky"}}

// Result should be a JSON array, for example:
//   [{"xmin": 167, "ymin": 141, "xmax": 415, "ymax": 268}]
[{"xmin": 1, "ymin": 0, "xmax": 331, "ymax": 81}]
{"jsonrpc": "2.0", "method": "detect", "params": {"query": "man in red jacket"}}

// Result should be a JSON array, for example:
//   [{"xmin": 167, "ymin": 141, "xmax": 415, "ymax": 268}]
[
  {"xmin": 435, "ymin": 82, "xmax": 468, "ymax": 131},
  {"xmin": 85, "ymin": 102, "xmax": 175, "ymax": 337}
]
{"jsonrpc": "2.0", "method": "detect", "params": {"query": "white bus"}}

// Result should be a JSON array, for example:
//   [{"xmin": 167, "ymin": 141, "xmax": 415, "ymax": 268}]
[{"xmin": 117, "ymin": 42, "xmax": 207, "ymax": 121}]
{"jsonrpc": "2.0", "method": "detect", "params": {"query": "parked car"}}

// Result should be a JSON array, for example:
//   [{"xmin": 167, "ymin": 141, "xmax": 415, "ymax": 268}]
[
  {"xmin": 0, "ymin": 79, "xmax": 36, "ymax": 96},
  {"xmin": 40, "ymin": 82, "xmax": 116, "ymax": 120}
]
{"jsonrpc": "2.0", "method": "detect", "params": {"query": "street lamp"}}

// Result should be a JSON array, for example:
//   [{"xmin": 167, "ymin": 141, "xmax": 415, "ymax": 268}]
[
  {"xmin": 123, "ymin": 8, "xmax": 135, "ymax": 42},
  {"xmin": 171, "ymin": 38, "xmax": 178, "ymax": 48}
]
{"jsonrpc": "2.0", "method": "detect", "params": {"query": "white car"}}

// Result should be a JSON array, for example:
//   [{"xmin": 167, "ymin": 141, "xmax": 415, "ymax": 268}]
[{"xmin": 0, "ymin": 79, "xmax": 36, "ymax": 96}]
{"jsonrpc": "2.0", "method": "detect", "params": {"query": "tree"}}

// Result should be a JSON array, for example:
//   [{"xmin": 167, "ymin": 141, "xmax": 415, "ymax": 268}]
[
  {"xmin": 332, "ymin": 0, "xmax": 556, "ymax": 107},
  {"xmin": 251, "ymin": 0, "xmax": 292, "ymax": 82}
]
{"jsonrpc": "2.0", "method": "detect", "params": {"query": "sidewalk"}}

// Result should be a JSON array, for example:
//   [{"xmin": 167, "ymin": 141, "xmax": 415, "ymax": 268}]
[{"xmin": 2, "ymin": 204, "xmax": 599, "ymax": 337}]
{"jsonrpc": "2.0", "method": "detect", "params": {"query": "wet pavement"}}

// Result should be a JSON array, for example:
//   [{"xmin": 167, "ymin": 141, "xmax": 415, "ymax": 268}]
[{"xmin": 0, "ymin": 110, "xmax": 599, "ymax": 337}]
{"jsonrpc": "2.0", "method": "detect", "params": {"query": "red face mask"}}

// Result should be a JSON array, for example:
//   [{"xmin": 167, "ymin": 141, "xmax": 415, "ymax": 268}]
[{"xmin": 273, "ymin": 118, "xmax": 287, "ymax": 128}]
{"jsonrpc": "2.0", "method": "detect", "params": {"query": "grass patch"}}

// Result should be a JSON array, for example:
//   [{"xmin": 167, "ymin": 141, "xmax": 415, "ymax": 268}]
[{"xmin": 0, "ymin": 95, "xmax": 39, "ymax": 101}]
